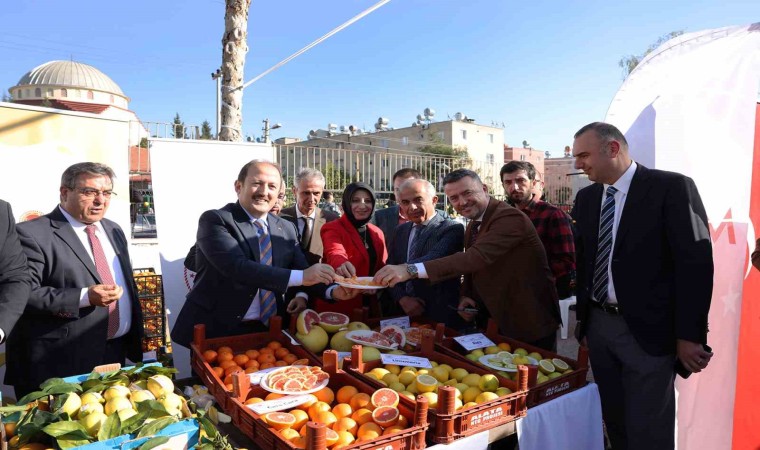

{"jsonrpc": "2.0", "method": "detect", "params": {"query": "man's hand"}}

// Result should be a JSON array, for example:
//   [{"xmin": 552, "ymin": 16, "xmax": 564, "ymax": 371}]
[
  {"xmin": 677, "ymin": 339, "xmax": 713, "ymax": 373},
  {"xmin": 286, "ymin": 297, "xmax": 307, "ymax": 315},
  {"xmin": 332, "ymin": 286, "xmax": 361, "ymax": 301},
  {"xmin": 303, "ymin": 264, "xmax": 336, "ymax": 286},
  {"xmin": 336, "ymin": 261, "xmax": 357, "ymax": 278},
  {"xmin": 399, "ymin": 296, "xmax": 425, "ymax": 317},
  {"xmin": 457, "ymin": 296, "xmax": 478, "ymax": 322},
  {"xmin": 88, "ymin": 284, "xmax": 123, "ymax": 307},
  {"xmin": 373, "ymin": 264, "xmax": 411, "ymax": 287}
]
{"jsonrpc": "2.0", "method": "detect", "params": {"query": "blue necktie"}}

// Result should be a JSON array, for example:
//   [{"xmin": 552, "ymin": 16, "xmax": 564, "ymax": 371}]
[
  {"xmin": 254, "ymin": 220, "xmax": 277, "ymax": 325},
  {"xmin": 593, "ymin": 186, "xmax": 618, "ymax": 304}
]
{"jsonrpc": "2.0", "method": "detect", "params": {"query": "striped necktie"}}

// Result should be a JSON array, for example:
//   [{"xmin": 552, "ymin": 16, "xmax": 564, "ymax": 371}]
[
  {"xmin": 85, "ymin": 224, "xmax": 120, "ymax": 338},
  {"xmin": 593, "ymin": 186, "xmax": 618, "ymax": 304},
  {"xmin": 254, "ymin": 220, "xmax": 277, "ymax": 325}
]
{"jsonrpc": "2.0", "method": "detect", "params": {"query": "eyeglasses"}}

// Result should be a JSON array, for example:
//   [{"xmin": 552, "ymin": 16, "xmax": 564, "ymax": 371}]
[{"xmin": 74, "ymin": 188, "xmax": 117, "ymax": 199}]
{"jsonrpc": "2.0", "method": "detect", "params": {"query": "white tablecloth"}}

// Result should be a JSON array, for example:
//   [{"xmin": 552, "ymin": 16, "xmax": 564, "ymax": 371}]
[{"xmin": 516, "ymin": 383, "xmax": 604, "ymax": 450}]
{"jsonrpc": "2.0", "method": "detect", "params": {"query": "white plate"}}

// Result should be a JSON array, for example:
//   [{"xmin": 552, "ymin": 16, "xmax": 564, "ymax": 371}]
[
  {"xmin": 259, "ymin": 366, "xmax": 330, "ymax": 395},
  {"xmin": 336, "ymin": 277, "xmax": 386, "ymax": 290},
  {"xmin": 345, "ymin": 330, "xmax": 398, "ymax": 350},
  {"xmin": 478, "ymin": 355, "xmax": 538, "ymax": 372}
]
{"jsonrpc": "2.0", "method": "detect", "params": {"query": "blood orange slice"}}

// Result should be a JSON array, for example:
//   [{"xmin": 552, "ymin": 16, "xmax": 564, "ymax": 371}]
[
  {"xmin": 371, "ymin": 406, "xmax": 400, "ymax": 428},
  {"xmin": 283, "ymin": 379, "xmax": 305, "ymax": 392},
  {"xmin": 371, "ymin": 388, "xmax": 400, "ymax": 408},
  {"xmin": 404, "ymin": 327, "xmax": 422, "ymax": 346},
  {"xmin": 296, "ymin": 309, "xmax": 320, "ymax": 334},
  {"xmin": 271, "ymin": 377, "xmax": 289, "ymax": 391},
  {"xmin": 380, "ymin": 325, "xmax": 406, "ymax": 348},
  {"xmin": 264, "ymin": 412, "xmax": 296, "ymax": 430},
  {"xmin": 292, "ymin": 359, "xmax": 310, "ymax": 366},
  {"xmin": 318, "ymin": 312, "xmax": 350, "ymax": 333}
]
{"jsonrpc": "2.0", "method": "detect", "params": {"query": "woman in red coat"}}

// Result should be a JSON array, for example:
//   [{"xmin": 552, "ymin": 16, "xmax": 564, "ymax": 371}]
[{"xmin": 317, "ymin": 182, "xmax": 387, "ymax": 316}]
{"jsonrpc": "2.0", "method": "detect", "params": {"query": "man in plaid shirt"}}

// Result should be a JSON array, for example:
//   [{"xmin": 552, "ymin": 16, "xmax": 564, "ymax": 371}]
[{"xmin": 501, "ymin": 161, "xmax": 576, "ymax": 298}]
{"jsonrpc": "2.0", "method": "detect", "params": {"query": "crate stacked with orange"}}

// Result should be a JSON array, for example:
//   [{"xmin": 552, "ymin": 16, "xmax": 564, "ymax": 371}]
[{"xmin": 132, "ymin": 268, "xmax": 167, "ymax": 353}]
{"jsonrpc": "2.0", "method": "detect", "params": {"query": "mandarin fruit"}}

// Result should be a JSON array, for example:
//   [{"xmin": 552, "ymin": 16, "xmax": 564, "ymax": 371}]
[
  {"xmin": 351, "ymin": 408, "xmax": 373, "ymax": 426},
  {"xmin": 212, "ymin": 367, "xmax": 224, "ymax": 378},
  {"xmin": 283, "ymin": 354, "xmax": 298, "ymax": 364},
  {"xmin": 314, "ymin": 410, "xmax": 338, "ymax": 427},
  {"xmin": 357, "ymin": 422, "xmax": 382, "ymax": 441},
  {"xmin": 258, "ymin": 353, "xmax": 276, "ymax": 365},
  {"xmin": 245, "ymin": 359, "xmax": 260, "ymax": 370},
  {"xmin": 275, "ymin": 347, "xmax": 290, "ymax": 359},
  {"xmin": 233, "ymin": 354, "xmax": 250, "ymax": 366},
  {"xmin": 217, "ymin": 346, "xmax": 233, "ymax": 354},
  {"xmin": 259, "ymin": 362, "xmax": 274, "ymax": 370},
  {"xmin": 290, "ymin": 409, "xmax": 309, "ymax": 429},
  {"xmin": 268, "ymin": 341, "xmax": 283, "ymax": 350},
  {"xmin": 308, "ymin": 401, "xmax": 332, "ymax": 420},
  {"xmin": 333, "ymin": 417, "xmax": 358, "ymax": 435},
  {"xmin": 217, "ymin": 352, "xmax": 234, "ymax": 363},
  {"xmin": 336, "ymin": 386, "xmax": 359, "ymax": 404},
  {"xmin": 274, "ymin": 360, "xmax": 287, "ymax": 367},
  {"xmin": 314, "ymin": 386, "xmax": 335, "ymax": 404},
  {"xmin": 202, "ymin": 350, "xmax": 218, "ymax": 364},
  {"xmin": 349, "ymin": 393, "xmax": 372, "ymax": 411},
  {"xmin": 332, "ymin": 403, "xmax": 352, "ymax": 419},
  {"xmin": 245, "ymin": 349, "xmax": 260, "ymax": 360}
]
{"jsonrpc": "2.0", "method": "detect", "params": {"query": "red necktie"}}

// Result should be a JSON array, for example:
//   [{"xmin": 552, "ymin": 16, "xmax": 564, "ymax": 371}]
[{"xmin": 85, "ymin": 224, "xmax": 120, "ymax": 338}]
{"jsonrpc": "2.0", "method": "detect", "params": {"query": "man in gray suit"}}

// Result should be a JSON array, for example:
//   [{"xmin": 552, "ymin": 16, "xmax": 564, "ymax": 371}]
[
  {"xmin": 0, "ymin": 199, "xmax": 30, "ymax": 346},
  {"xmin": 387, "ymin": 179, "xmax": 464, "ymax": 326},
  {"xmin": 280, "ymin": 168, "xmax": 339, "ymax": 266}
]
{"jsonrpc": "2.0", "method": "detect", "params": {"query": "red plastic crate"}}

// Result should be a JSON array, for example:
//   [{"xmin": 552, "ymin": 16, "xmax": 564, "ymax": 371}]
[
  {"xmin": 435, "ymin": 319, "xmax": 589, "ymax": 407},
  {"xmin": 228, "ymin": 351, "xmax": 430, "ymax": 450},
  {"xmin": 190, "ymin": 317, "xmax": 320, "ymax": 412},
  {"xmin": 345, "ymin": 330, "xmax": 528, "ymax": 444}
]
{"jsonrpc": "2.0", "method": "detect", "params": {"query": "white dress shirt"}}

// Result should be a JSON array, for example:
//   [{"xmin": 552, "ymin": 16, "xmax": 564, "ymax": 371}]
[
  {"xmin": 59, "ymin": 205, "xmax": 132, "ymax": 339},
  {"xmin": 598, "ymin": 161, "xmax": 637, "ymax": 305},
  {"xmin": 295, "ymin": 207, "xmax": 316, "ymax": 241}
]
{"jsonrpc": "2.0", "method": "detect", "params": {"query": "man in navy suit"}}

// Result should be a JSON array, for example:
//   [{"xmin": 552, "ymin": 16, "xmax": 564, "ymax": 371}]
[
  {"xmin": 171, "ymin": 160, "xmax": 355, "ymax": 347},
  {"xmin": 0, "ymin": 199, "xmax": 30, "ymax": 346},
  {"xmin": 386, "ymin": 179, "xmax": 464, "ymax": 327},
  {"xmin": 571, "ymin": 122, "xmax": 713, "ymax": 449},
  {"xmin": 372, "ymin": 168, "xmax": 423, "ymax": 251},
  {"xmin": 9, "ymin": 163, "xmax": 143, "ymax": 397}
]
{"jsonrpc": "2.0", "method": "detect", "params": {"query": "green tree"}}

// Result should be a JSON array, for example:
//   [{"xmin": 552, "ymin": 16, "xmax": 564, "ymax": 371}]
[
  {"xmin": 323, "ymin": 162, "xmax": 350, "ymax": 192},
  {"xmin": 418, "ymin": 137, "xmax": 468, "ymax": 158},
  {"xmin": 618, "ymin": 31, "xmax": 684, "ymax": 78},
  {"xmin": 139, "ymin": 137, "xmax": 149, "ymax": 148},
  {"xmin": 200, "ymin": 120, "xmax": 213, "ymax": 139},
  {"xmin": 172, "ymin": 113, "xmax": 185, "ymax": 138}
]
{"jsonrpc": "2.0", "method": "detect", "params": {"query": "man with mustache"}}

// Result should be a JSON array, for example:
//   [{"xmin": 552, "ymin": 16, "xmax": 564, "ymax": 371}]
[{"xmin": 374, "ymin": 169, "xmax": 560, "ymax": 351}]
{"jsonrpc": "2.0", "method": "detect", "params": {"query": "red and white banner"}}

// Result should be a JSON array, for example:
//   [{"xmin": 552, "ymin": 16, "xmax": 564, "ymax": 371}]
[{"xmin": 605, "ymin": 23, "xmax": 760, "ymax": 450}]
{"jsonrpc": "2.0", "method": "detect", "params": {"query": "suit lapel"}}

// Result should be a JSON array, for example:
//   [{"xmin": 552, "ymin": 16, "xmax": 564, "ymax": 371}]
[
  {"xmin": 312, "ymin": 210, "xmax": 326, "ymax": 254},
  {"xmin": 396, "ymin": 222, "xmax": 413, "ymax": 261},
  {"xmin": 613, "ymin": 165, "xmax": 652, "ymax": 255},
  {"xmin": 49, "ymin": 207, "xmax": 100, "ymax": 281},
  {"xmin": 268, "ymin": 214, "xmax": 288, "ymax": 268},
  {"xmin": 587, "ymin": 184, "xmax": 603, "ymax": 256},
  {"xmin": 416, "ymin": 214, "xmax": 443, "ymax": 250},
  {"xmin": 231, "ymin": 202, "xmax": 259, "ymax": 261}
]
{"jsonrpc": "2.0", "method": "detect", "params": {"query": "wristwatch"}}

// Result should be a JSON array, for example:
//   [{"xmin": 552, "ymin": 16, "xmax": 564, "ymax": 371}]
[{"xmin": 406, "ymin": 264, "xmax": 419, "ymax": 279}]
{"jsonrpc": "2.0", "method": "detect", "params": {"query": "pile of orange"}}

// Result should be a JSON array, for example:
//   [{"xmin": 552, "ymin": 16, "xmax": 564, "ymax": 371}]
[
  {"xmin": 249, "ymin": 385, "xmax": 409, "ymax": 449},
  {"xmin": 201, "ymin": 341, "xmax": 309, "ymax": 390}
]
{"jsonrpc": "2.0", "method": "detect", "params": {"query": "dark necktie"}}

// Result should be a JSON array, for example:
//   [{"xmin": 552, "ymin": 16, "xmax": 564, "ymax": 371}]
[
  {"xmin": 300, "ymin": 217, "xmax": 312, "ymax": 250},
  {"xmin": 84, "ymin": 224, "xmax": 120, "ymax": 338},
  {"xmin": 408, "ymin": 224, "xmax": 425, "ymax": 260},
  {"xmin": 469, "ymin": 221, "xmax": 482, "ymax": 246},
  {"xmin": 593, "ymin": 186, "xmax": 618, "ymax": 304},
  {"xmin": 254, "ymin": 220, "xmax": 276, "ymax": 325}
]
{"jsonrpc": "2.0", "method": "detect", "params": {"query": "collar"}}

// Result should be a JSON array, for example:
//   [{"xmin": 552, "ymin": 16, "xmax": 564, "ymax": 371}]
[
  {"xmin": 58, "ymin": 205, "xmax": 105, "ymax": 233},
  {"xmin": 295, "ymin": 206, "xmax": 317, "ymax": 221},
  {"xmin": 605, "ymin": 161, "xmax": 637, "ymax": 196},
  {"xmin": 241, "ymin": 207, "xmax": 269, "ymax": 227},
  {"xmin": 519, "ymin": 198, "xmax": 540, "ymax": 213}
]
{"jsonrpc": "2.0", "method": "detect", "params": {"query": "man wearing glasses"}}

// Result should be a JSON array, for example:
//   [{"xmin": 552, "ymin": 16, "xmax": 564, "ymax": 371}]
[{"xmin": 7, "ymin": 162, "xmax": 143, "ymax": 397}]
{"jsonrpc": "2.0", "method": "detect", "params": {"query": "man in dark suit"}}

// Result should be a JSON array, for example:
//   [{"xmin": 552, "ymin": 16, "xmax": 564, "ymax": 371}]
[
  {"xmin": 371, "ymin": 168, "xmax": 422, "ymax": 251},
  {"xmin": 571, "ymin": 122, "xmax": 714, "ymax": 449},
  {"xmin": 171, "ymin": 161, "xmax": 355, "ymax": 347},
  {"xmin": 9, "ymin": 163, "xmax": 143, "ymax": 397},
  {"xmin": 279, "ymin": 168, "xmax": 339, "ymax": 265},
  {"xmin": 387, "ymin": 179, "xmax": 464, "ymax": 327},
  {"xmin": 0, "ymin": 200, "xmax": 31, "ymax": 346},
  {"xmin": 374, "ymin": 169, "xmax": 560, "ymax": 351}
]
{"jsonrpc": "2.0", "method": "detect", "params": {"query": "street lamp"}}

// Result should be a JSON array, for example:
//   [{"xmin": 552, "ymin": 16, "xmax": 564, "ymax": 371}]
[{"xmin": 262, "ymin": 118, "xmax": 282, "ymax": 143}]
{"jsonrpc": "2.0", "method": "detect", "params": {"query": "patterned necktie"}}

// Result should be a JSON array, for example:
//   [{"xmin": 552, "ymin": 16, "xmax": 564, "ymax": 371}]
[
  {"xmin": 254, "ymin": 220, "xmax": 277, "ymax": 325},
  {"xmin": 84, "ymin": 224, "xmax": 120, "ymax": 338},
  {"xmin": 593, "ymin": 186, "xmax": 619, "ymax": 304},
  {"xmin": 469, "ymin": 221, "xmax": 482, "ymax": 246},
  {"xmin": 408, "ymin": 224, "xmax": 425, "ymax": 260},
  {"xmin": 300, "ymin": 217, "xmax": 312, "ymax": 250}
]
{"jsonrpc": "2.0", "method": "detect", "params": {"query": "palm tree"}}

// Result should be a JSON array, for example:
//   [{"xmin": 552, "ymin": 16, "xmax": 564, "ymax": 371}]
[{"xmin": 219, "ymin": 0, "xmax": 251, "ymax": 141}]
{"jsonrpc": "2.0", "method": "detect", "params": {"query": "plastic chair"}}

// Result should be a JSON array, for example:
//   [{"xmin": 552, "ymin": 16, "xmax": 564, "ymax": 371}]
[{"xmin": 559, "ymin": 296, "xmax": 577, "ymax": 339}]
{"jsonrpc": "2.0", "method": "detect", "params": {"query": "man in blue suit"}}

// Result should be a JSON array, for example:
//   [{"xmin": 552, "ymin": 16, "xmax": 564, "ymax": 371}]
[
  {"xmin": 172, "ymin": 160, "xmax": 355, "ymax": 347},
  {"xmin": 386, "ymin": 179, "xmax": 464, "ymax": 327}
]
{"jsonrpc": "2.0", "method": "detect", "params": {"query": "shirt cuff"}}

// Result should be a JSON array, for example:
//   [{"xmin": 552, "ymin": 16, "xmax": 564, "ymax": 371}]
[
  {"xmin": 295, "ymin": 292, "xmax": 308, "ymax": 300},
  {"xmin": 80, "ymin": 287, "xmax": 90, "ymax": 307},
  {"xmin": 415, "ymin": 263, "xmax": 428, "ymax": 279},
  {"xmin": 325, "ymin": 285, "xmax": 336, "ymax": 300},
  {"xmin": 0, "ymin": 328, "xmax": 4, "ymax": 344},
  {"xmin": 288, "ymin": 270, "xmax": 304, "ymax": 287}
]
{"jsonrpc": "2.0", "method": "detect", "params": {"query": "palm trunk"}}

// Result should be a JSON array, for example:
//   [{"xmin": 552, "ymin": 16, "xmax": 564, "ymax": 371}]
[{"xmin": 219, "ymin": 0, "xmax": 251, "ymax": 141}]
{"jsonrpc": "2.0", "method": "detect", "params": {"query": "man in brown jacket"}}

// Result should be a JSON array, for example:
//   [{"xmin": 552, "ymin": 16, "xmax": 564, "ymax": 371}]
[{"xmin": 374, "ymin": 169, "xmax": 561, "ymax": 350}]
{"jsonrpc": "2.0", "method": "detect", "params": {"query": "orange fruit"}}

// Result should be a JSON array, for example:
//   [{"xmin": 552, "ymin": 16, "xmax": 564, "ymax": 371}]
[
  {"xmin": 295, "ymin": 394, "xmax": 318, "ymax": 411},
  {"xmin": 264, "ymin": 412, "xmax": 296, "ymax": 430},
  {"xmin": 219, "ymin": 360, "xmax": 237, "ymax": 370},
  {"xmin": 258, "ymin": 353, "xmax": 276, "ymax": 365},
  {"xmin": 334, "ymin": 430, "xmax": 355, "ymax": 447},
  {"xmin": 202, "ymin": 349, "xmax": 218, "ymax": 364},
  {"xmin": 293, "ymin": 358, "xmax": 310, "ymax": 365},
  {"xmin": 259, "ymin": 347, "xmax": 274, "ymax": 355},
  {"xmin": 372, "ymin": 406, "xmax": 400, "ymax": 428},
  {"xmin": 259, "ymin": 362, "xmax": 274, "ymax": 370},
  {"xmin": 275, "ymin": 347, "xmax": 290, "ymax": 359},
  {"xmin": 351, "ymin": 408, "xmax": 373, "ymax": 426},
  {"xmin": 314, "ymin": 411, "xmax": 338, "ymax": 427},
  {"xmin": 325, "ymin": 428, "xmax": 340, "ymax": 447},
  {"xmin": 290, "ymin": 409, "xmax": 309, "ymax": 429},
  {"xmin": 268, "ymin": 341, "xmax": 283, "ymax": 350},
  {"xmin": 314, "ymin": 386, "xmax": 335, "ymax": 404},
  {"xmin": 336, "ymin": 386, "xmax": 358, "ymax": 404},
  {"xmin": 397, "ymin": 414, "xmax": 409, "ymax": 428},
  {"xmin": 225, "ymin": 383, "xmax": 233, "ymax": 390},
  {"xmin": 299, "ymin": 423, "xmax": 309, "ymax": 437},
  {"xmin": 308, "ymin": 401, "xmax": 332, "ymax": 420},
  {"xmin": 498, "ymin": 342, "xmax": 512, "ymax": 352},
  {"xmin": 218, "ymin": 353, "xmax": 234, "ymax": 363},
  {"xmin": 266, "ymin": 392, "xmax": 286, "ymax": 401},
  {"xmin": 245, "ymin": 349, "xmax": 260, "ymax": 360},
  {"xmin": 224, "ymin": 365, "xmax": 243, "ymax": 377},
  {"xmin": 383, "ymin": 425, "xmax": 405, "ymax": 435},
  {"xmin": 333, "ymin": 417, "xmax": 358, "ymax": 435},
  {"xmin": 371, "ymin": 388, "xmax": 399, "ymax": 408},
  {"xmin": 245, "ymin": 397, "xmax": 264, "ymax": 405},
  {"xmin": 4, "ymin": 421, "xmax": 17, "ymax": 438},
  {"xmin": 245, "ymin": 367, "xmax": 258, "ymax": 374},
  {"xmin": 217, "ymin": 346, "xmax": 233, "ymax": 354},
  {"xmin": 280, "ymin": 428, "xmax": 300, "ymax": 442},
  {"xmin": 283, "ymin": 354, "xmax": 298, "ymax": 364},
  {"xmin": 332, "ymin": 403, "xmax": 353, "ymax": 419},
  {"xmin": 233, "ymin": 354, "xmax": 250, "ymax": 366},
  {"xmin": 212, "ymin": 367, "xmax": 224, "ymax": 378},
  {"xmin": 349, "ymin": 393, "xmax": 372, "ymax": 411},
  {"xmin": 245, "ymin": 359, "xmax": 260, "ymax": 370},
  {"xmin": 274, "ymin": 360, "xmax": 287, "ymax": 367},
  {"xmin": 291, "ymin": 436, "xmax": 307, "ymax": 449},
  {"xmin": 357, "ymin": 422, "xmax": 382, "ymax": 441}
]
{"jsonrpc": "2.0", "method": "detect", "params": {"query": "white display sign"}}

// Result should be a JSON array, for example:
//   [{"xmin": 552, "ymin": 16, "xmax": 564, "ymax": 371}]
[
  {"xmin": 248, "ymin": 394, "xmax": 314, "ymax": 415},
  {"xmin": 454, "ymin": 333, "xmax": 495, "ymax": 351},
  {"xmin": 380, "ymin": 354, "xmax": 432, "ymax": 369},
  {"xmin": 380, "ymin": 316, "xmax": 411, "ymax": 330}
]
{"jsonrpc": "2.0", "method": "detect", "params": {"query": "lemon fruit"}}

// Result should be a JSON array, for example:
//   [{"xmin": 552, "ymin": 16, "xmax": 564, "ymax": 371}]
[
  {"xmin": 462, "ymin": 387, "xmax": 482, "ymax": 404},
  {"xmin": 552, "ymin": 358, "xmax": 570, "ymax": 372},
  {"xmin": 462, "ymin": 373, "xmax": 481, "ymax": 388},
  {"xmin": 415, "ymin": 374, "xmax": 438, "ymax": 394},
  {"xmin": 478, "ymin": 374, "xmax": 499, "ymax": 392},
  {"xmin": 450, "ymin": 368, "xmax": 469, "ymax": 382},
  {"xmin": 538, "ymin": 360, "xmax": 556, "ymax": 375},
  {"xmin": 475, "ymin": 392, "xmax": 499, "ymax": 404}
]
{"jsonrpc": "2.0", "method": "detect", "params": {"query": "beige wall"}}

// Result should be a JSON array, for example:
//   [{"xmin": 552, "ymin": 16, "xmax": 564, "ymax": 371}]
[
  {"xmin": 544, "ymin": 157, "xmax": 577, "ymax": 204},
  {"xmin": 503, "ymin": 147, "xmax": 545, "ymax": 179}
]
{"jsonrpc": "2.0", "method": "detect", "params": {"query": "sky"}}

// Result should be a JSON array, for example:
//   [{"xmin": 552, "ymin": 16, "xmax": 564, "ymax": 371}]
[{"xmin": 0, "ymin": 0, "xmax": 757, "ymax": 156}]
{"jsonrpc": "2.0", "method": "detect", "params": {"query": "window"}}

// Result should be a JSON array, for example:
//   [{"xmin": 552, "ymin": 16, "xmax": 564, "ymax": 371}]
[
  {"xmin": 486, "ymin": 153, "xmax": 495, "ymax": 164},
  {"xmin": 520, "ymin": 155, "xmax": 526, "ymax": 161},
  {"xmin": 488, "ymin": 133, "xmax": 494, "ymax": 144},
  {"xmin": 402, "ymin": 136, "xmax": 408, "ymax": 146},
  {"xmin": 87, "ymin": 91, "xmax": 94, "ymax": 100},
  {"xmin": 336, "ymin": 142, "xmax": 344, "ymax": 149},
  {"xmin": 61, "ymin": 88, "xmax": 68, "ymax": 98},
  {"xmin": 35, "ymin": 88, "xmax": 41, "ymax": 97},
  {"xmin": 461, "ymin": 129, "xmax": 467, "ymax": 140},
  {"xmin": 47, "ymin": 89, "xmax": 53, "ymax": 97},
  {"xmin": 381, "ymin": 139, "xmax": 389, "ymax": 148}
]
